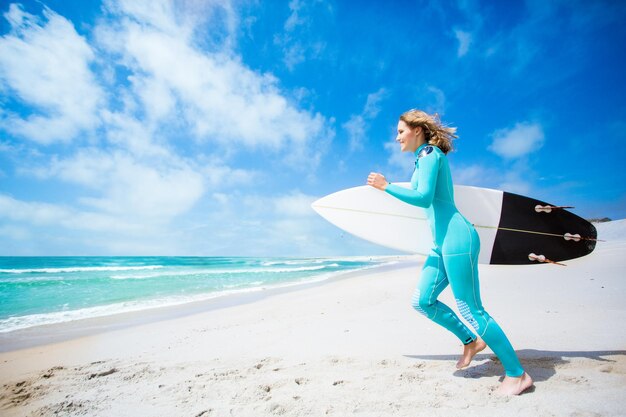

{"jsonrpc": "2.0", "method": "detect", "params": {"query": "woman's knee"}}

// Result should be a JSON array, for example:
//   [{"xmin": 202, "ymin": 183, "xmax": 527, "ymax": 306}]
[{"xmin": 411, "ymin": 290, "xmax": 433, "ymax": 316}]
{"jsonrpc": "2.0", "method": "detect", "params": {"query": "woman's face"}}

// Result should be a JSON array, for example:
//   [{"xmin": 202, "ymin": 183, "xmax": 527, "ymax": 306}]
[{"xmin": 396, "ymin": 120, "xmax": 422, "ymax": 153}]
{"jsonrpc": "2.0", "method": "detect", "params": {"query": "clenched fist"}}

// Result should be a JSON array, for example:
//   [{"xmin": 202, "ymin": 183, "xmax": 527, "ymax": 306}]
[{"xmin": 367, "ymin": 172, "xmax": 389, "ymax": 191}]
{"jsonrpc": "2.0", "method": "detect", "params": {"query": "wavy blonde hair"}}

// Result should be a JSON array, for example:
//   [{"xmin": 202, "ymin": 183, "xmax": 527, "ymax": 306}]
[{"xmin": 399, "ymin": 109, "xmax": 457, "ymax": 154}]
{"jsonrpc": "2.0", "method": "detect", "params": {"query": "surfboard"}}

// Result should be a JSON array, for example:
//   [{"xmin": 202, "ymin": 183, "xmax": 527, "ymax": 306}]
[{"xmin": 311, "ymin": 183, "xmax": 597, "ymax": 265}]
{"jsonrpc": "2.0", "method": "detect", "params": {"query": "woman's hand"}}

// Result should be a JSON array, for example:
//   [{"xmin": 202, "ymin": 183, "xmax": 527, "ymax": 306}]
[{"xmin": 367, "ymin": 172, "xmax": 389, "ymax": 191}]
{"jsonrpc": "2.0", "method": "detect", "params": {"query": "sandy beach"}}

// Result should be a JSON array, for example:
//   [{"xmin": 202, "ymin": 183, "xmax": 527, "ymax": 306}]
[{"xmin": 1, "ymin": 221, "xmax": 625, "ymax": 416}]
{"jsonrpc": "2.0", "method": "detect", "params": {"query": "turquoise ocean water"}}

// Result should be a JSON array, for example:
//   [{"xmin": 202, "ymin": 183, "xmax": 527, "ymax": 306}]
[{"xmin": 0, "ymin": 256, "xmax": 393, "ymax": 333}]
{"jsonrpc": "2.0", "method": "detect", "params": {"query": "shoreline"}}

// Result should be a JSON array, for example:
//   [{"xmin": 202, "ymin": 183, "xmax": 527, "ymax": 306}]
[{"xmin": 0, "ymin": 257, "xmax": 421, "ymax": 353}]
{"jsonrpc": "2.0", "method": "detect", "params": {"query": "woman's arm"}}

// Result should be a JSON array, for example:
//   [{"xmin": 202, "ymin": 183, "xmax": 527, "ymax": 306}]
[{"xmin": 384, "ymin": 150, "xmax": 440, "ymax": 208}]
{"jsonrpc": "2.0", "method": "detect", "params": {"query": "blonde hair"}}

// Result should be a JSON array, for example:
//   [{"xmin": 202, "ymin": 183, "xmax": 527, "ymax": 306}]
[{"xmin": 399, "ymin": 109, "xmax": 457, "ymax": 154}]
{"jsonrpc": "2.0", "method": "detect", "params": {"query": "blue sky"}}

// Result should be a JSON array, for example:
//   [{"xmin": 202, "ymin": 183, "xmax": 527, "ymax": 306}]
[{"xmin": 0, "ymin": 0, "xmax": 625, "ymax": 256}]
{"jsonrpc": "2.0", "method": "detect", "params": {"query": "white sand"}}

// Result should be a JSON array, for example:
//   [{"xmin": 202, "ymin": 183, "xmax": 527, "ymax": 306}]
[{"xmin": 1, "ymin": 221, "xmax": 625, "ymax": 416}]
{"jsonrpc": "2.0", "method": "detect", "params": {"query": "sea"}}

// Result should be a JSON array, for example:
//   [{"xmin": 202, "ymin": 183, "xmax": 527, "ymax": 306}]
[{"xmin": 0, "ymin": 256, "xmax": 396, "ymax": 334}]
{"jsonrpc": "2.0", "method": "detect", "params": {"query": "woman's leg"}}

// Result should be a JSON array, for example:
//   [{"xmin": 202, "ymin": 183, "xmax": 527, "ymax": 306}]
[
  {"xmin": 412, "ymin": 252, "xmax": 477, "ymax": 345},
  {"xmin": 443, "ymin": 252, "xmax": 525, "ymax": 378}
]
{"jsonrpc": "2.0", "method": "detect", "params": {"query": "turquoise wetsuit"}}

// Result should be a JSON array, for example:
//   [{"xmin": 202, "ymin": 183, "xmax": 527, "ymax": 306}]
[{"xmin": 385, "ymin": 143, "xmax": 524, "ymax": 377}]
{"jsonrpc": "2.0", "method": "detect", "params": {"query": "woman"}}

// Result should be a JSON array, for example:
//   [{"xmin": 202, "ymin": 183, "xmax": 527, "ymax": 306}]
[{"xmin": 367, "ymin": 109, "xmax": 533, "ymax": 395}]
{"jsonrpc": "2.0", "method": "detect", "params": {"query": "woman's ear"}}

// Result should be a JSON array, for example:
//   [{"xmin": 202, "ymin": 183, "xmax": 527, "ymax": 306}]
[{"xmin": 414, "ymin": 126, "xmax": 423, "ymax": 136}]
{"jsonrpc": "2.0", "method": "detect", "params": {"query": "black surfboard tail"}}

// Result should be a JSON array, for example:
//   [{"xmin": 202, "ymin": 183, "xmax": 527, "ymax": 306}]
[{"xmin": 490, "ymin": 192, "xmax": 597, "ymax": 265}]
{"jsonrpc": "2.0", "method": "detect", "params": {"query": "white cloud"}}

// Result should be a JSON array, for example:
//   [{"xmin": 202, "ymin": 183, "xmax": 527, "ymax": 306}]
[
  {"xmin": 343, "ymin": 115, "xmax": 367, "ymax": 152},
  {"xmin": 342, "ymin": 88, "xmax": 387, "ymax": 152},
  {"xmin": 256, "ymin": 192, "xmax": 343, "ymax": 256},
  {"xmin": 0, "ymin": 4, "xmax": 103, "ymax": 143},
  {"xmin": 0, "ymin": 224, "xmax": 30, "ymax": 240},
  {"xmin": 0, "ymin": 194, "xmax": 71, "ymax": 225},
  {"xmin": 500, "ymin": 158, "xmax": 536, "ymax": 195},
  {"xmin": 96, "ymin": 1, "xmax": 331, "ymax": 165},
  {"xmin": 454, "ymin": 29, "xmax": 472, "ymax": 57},
  {"xmin": 273, "ymin": 191, "xmax": 317, "ymax": 217},
  {"xmin": 425, "ymin": 85, "xmax": 447, "ymax": 115},
  {"xmin": 197, "ymin": 156, "xmax": 258, "ymax": 189},
  {"xmin": 285, "ymin": 0, "xmax": 305, "ymax": 32},
  {"xmin": 449, "ymin": 160, "xmax": 534, "ymax": 195},
  {"xmin": 488, "ymin": 122, "xmax": 544, "ymax": 159},
  {"xmin": 274, "ymin": 0, "xmax": 330, "ymax": 71},
  {"xmin": 1, "ymin": 0, "xmax": 332, "ymax": 241},
  {"xmin": 103, "ymin": 0, "xmax": 241, "ymax": 48},
  {"xmin": 211, "ymin": 192, "xmax": 230, "ymax": 206},
  {"xmin": 130, "ymin": 77, "xmax": 175, "ymax": 124},
  {"xmin": 101, "ymin": 111, "xmax": 171, "ymax": 158},
  {"xmin": 21, "ymin": 142, "xmax": 256, "ymax": 230},
  {"xmin": 0, "ymin": 193, "xmax": 143, "ymax": 235},
  {"xmin": 86, "ymin": 157, "xmax": 203, "ymax": 219},
  {"xmin": 411, "ymin": 84, "xmax": 447, "ymax": 116},
  {"xmin": 451, "ymin": 164, "xmax": 493, "ymax": 186},
  {"xmin": 0, "ymin": 192, "xmax": 191, "ymax": 255},
  {"xmin": 40, "ymin": 149, "xmax": 205, "ymax": 221},
  {"xmin": 499, "ymin": 179, "xmax": 532, "ymax": 195},
  {"xmin": 446, "ymin": 0, "xmax": 482, "ymax": 59},
  {"xmin": 280, "ymin": 42, "xmax": 306, "ymax": 70},
  {"xmin": 363, "ymin": 88, "xmax": 387, "ymax": 118},
  {"xmin": 0, "ymin": 0, "xmax": 338, "ymax": 255},
  {"xmin": 180, "ymin": 190, "xmax": 339, "ymax": 256},
  {"xmin": 104, "ymin": 0, "xmax": 181, "ymax": 35}
]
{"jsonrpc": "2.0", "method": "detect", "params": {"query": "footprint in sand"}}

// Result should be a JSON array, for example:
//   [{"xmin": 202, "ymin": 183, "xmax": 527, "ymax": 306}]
[
  {"xmin": 294, "ymin": 377, "xmax": 309, "ymax": 385},
  {"xmin": 599, "ymin": 365, "xmax": 613, "ymax": 373},
  {"xmin": 41, "ymin": 366, "xmax": 65, "ymax": 379}
]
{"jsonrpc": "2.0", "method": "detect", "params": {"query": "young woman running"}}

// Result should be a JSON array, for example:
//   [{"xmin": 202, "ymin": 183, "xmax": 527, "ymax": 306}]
[{"xmin": 367, "ymin": 109, "xmax": 533, "ymax": 395}]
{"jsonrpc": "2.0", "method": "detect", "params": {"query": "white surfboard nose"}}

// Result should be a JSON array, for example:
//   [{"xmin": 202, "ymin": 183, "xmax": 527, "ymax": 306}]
[
  {"xmin": 311, "ymin": 184, "xmax": 430, "ymax": 256},
  {"xmin": 312, "ymin": 184, "xmax": 503, "ymax": 264}
]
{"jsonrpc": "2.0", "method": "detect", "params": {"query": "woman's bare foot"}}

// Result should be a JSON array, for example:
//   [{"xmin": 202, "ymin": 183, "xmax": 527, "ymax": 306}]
[
  {"xmin": 496, "ymin": 372, "xmax": 534, "ymax": 395},
  {"xmin": 456, "ymin": 337, "xmax": 486, "ymax": 369}
]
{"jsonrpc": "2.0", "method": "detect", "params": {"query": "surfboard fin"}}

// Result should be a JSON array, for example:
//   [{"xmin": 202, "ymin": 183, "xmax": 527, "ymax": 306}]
[
  {"xmin": 561, "ymin": 233, "xmax": 602, "ymax": 242},
  {"xmin": 528, "ymin": 253, "xmax": 566, "ymax": 266},
  {"xmin": 563, "ymin": 233, "xmax": 581, "ymax": 242},
  {"xmin": 534, "ymin": 205, "xmax": 575, "ymax": 213}
]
